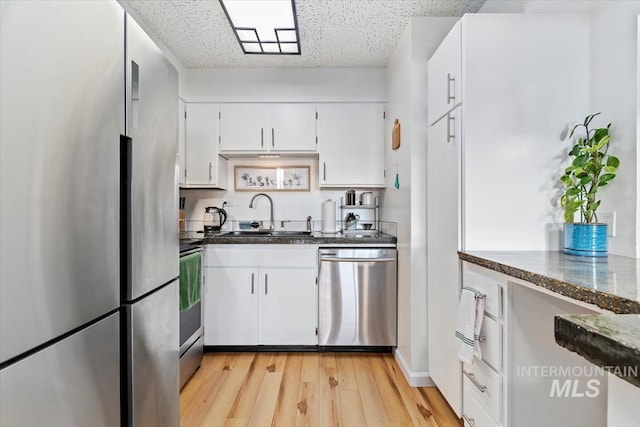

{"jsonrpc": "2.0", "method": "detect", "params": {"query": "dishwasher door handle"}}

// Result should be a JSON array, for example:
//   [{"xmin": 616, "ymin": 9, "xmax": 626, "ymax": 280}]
[{"xmin": 321, "ymin": 257, "xmax": 396, "ymax": 263}]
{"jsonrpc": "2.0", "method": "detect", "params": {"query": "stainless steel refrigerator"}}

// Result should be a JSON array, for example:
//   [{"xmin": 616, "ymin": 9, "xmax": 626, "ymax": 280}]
[{"xmin": 0, "ymin": 2, "xmax": 179, "ymax": 426}]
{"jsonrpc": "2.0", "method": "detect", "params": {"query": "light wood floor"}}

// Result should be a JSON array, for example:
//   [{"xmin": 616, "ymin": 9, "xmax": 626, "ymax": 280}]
[{"xmin": 180, "ymin": 352, "xmax": 462, "ymax": 427}]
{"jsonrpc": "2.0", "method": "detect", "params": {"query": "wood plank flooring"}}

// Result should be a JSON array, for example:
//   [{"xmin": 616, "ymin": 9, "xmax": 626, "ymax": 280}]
[{"xmin": 180, "ymin": 352, "xmax": 462, "ymax": 427}]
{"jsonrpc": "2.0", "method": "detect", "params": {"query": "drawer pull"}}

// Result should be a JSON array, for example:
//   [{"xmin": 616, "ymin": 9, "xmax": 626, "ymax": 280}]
[
  {"xmin": 462, "ymin": 414, "xmax": 475, "ymax": 426},
  {"xmin": 464, "ymin": 370, "xmax": 487, "ymax": 393}
]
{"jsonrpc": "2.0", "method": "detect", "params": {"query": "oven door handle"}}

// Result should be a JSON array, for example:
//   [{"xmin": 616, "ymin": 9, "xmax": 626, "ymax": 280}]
[
  {"xmin": 180, "ymin": 248, "xmax": 203, "ymax": 257},
  {"xmin": 321, "ymin": 257, "xmax": 396, "ymax": 263}
]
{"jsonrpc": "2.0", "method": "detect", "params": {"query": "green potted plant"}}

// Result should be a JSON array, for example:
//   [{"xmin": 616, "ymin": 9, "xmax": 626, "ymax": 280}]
[{"xmin": 560, "ymin": 112, "xmax": 620, "ymax": 256}]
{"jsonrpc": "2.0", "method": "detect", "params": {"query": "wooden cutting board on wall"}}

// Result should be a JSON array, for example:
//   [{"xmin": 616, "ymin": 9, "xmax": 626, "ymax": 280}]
[{"xmin": 392, "ymin": 119, "xmax": 401, "ymax": 150}]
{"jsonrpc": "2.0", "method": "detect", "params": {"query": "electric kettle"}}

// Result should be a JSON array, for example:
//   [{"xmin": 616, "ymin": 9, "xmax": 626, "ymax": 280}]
[{"xmin": 203, "ymin": 206, "xmax": 227, "ymax": 232}]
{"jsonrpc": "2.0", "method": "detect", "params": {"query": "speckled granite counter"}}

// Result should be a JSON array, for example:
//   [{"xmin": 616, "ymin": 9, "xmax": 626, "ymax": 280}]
[
  {"xmin": 458, "ymin": 251, "xmax": 640, "ymax": 388},
  {"xmin": 458, "ymin": 251, "xmax": 640, "ymax": 314},
  {"xmin": 555, "ymin": 314, "xmax": 640, "ymax": 387},
  {"xmin": 202, "ymin": 231, "xmax": 397, "ymax": 246}
]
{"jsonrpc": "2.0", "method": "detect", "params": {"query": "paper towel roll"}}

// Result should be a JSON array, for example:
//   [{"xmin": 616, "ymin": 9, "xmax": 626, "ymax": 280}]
[{"xmin": 322, "ymin": 200, "xmax": 337, "ymax": 233}]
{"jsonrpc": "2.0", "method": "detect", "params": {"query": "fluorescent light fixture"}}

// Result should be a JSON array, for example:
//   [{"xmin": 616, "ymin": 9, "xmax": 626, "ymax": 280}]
[
  {"xmin": 220, "ymin": 0, "xmax": 301, "ymax": 55},
  {"xmin": 257, "ymin": 154, "xmax": 281, "ymax": 158}
]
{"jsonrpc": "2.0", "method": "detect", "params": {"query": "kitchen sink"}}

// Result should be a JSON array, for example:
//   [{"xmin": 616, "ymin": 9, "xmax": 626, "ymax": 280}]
[{"xmin": 219, "ymin": 230, "xmax": 312, "ymax": 237}]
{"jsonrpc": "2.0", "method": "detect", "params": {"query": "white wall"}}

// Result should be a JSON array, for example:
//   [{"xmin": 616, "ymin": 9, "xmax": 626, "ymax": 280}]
[
  {"xmin": 479, "ymin": 1, "xmax": 640, "ymax": 258},
  {"xmin": 382, "ymin": 17, "xmax": 458, "ymax": 385},
  {"xmin": 181, "ymin": 157, "xmax": 381, "ymax": 231},
  {"xmin": 178, "ymin": 68, "xmax": 387, "ymax": 229},
  {"xmin": 181, "ymin": 68, "xmax": 386, "ymax": 102},
  {"xmin": 384, "ymin": 23, "xmax": 413, "ymax": 379},
  {"xmin": 589, "ymin": 1, "xmax": 640, "ymax": 257}
]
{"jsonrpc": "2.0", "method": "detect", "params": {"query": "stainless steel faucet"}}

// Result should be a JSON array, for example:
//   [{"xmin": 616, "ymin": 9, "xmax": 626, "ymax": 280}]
[{"xmin": 248, "ymin": 193, "xmax": 274, "ymax": 230}]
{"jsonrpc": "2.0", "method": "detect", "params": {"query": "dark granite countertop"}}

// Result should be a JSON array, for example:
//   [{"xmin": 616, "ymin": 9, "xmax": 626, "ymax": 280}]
[
  {"xmin": 458, "ymin": 251, "xmax": 640, "ymax": 314},
  {"xmin": 555, "ymin": 314, "xmax": 640, "ymax": 388},
  {"xmin": 458, "ymin": 251, "xmax": 640, "ymax": 388},
  {"xmin": 200, "ymin": 231, "xmax": 397, "ymax": 246}
]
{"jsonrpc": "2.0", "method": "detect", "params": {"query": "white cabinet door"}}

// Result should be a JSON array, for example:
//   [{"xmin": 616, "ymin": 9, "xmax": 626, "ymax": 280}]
[
  {"xmin": 178, "ymin": 99, "xmax": 186, "ymax": 187},
  {"xmin": 317, "ymin": 103, "xmax": 385, "ymax": 187},
  {"xmin": 203, "ymin": 267, "xmax": 258, "ymax": 345},
  {"xmin": 219, "ymin": 103, "xmax": 268, "ymax": 151},
  {"xmin": 427, "ymin": 21, "xmax": 461, "ymax": 125},
  {"xmin": 185, "ymin": 103, "xmax": 226, "ymax": 188},
  {"xmin": 258, "ymin": 268, "xmax": 317, "ymax": 345},
  {"xmin": 268, "ymin": 104, "xmax": 317, "ymax": 151},
  {"xmin": 427, "ymin": 108, "xmax": 462, "ymax": 416}
]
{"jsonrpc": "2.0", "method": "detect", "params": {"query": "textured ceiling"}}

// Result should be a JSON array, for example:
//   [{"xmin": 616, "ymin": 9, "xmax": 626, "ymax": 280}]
[{"xmin": 121, "ymin": 0, "xmax": 486, "ymax": 68}]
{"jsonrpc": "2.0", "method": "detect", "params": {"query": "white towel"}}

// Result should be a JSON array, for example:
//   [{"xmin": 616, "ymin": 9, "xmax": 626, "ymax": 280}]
[{"xmin": 455, "ymin": 287, "xmax": 485, "ymax": 363}]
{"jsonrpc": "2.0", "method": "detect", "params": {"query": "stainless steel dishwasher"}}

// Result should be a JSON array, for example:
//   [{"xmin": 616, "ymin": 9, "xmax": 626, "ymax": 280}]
[{"xmin": 318, "ymin": 248, "xmax": 397, "ymax": 347}]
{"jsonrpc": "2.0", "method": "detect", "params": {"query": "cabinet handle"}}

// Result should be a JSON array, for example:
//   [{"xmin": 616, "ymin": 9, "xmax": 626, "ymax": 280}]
[
  {"xmin": 271, "ymin": 128, "xmax": 275, "ymax": 147},
  {"xmin": 462, "ymin": 414, "xmax": 475, "ymax": 426},
  {"xmin": 478, "ymin": 336, "xmax": 486, "ymax": 342},
  {"xmin": 463, "ymin": 370, "xmax": 487, "ymax": 393},
  {"xmin": 209, "ymin": 162, "xmax": 212, "ymax": 180},
  {"xmin": 323, "ymin": 162, "xmax": 326, "ymax": 181},
  {"xmin": 261, "ymin": 128, "xmax": 264, "ymax": 147},
  {"xmin": 447, "ymin": 73, "xmax": 456, "ymax": 104},
  {"xmin": 251, "ymin": 273, "xmax": 255, "ymax": 294},
  {"xmin": 447, "ymin": 115, "xmax": 455, "ymax": 143},
  {"xmin": 264, "ymin": 274, "xmax": 268, "ymax": 294}
]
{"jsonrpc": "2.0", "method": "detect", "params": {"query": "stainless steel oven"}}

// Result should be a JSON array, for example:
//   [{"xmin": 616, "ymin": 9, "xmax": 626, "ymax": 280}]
[
  {"xmin": 318, "ymin": 248, "xmax": 397, "ymax": 347},
  {"xmin": 179, "ymin": 241, "xmax": 203, "ymax": 388}
]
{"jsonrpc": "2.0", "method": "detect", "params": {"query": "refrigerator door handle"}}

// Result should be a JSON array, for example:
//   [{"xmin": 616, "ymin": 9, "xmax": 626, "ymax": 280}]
[{"xmin": 120, "ymin": 135, "xmax": 133, "ymax": 297}]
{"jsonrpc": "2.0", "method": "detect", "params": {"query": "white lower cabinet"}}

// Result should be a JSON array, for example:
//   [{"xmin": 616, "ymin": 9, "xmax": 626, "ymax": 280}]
[
  {"xmin": 258, "ymin": 268, "xmax": 317, "ymax": 345},
  {"xmin": 203, "ymin": 245, "xmax": 318, "ymax": 346},
  {"xmin": 463, "ymin": 386, "xmax": 498, "ymax": 427},
  {"xmin": 204, "ymin": 266, "xmax": 258, "ymax": 345},
  {"xmin": 462, "ymin": 262, "xmax": 505, "ymax": 426},
  {"xmin": 463, "ymin": 360, "xmax": 502, "ymax": 423}
]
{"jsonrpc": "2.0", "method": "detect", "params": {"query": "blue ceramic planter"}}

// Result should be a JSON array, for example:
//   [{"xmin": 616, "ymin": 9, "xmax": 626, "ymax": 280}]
[{"xmin": 564, "ymin": 223, "xmax": 608, "ymax": 257}]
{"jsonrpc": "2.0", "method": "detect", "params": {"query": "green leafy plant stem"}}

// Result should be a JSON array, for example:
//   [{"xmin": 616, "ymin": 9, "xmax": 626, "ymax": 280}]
[{"xmin": 560, "ymin": 113, "xmax": 619, "ymax": 224}]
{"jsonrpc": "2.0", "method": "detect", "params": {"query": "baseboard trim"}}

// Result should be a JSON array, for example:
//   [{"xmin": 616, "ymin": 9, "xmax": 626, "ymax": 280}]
[{"xmin": 394, "ymin": 348, "xmax": 434, "ymax": 387}]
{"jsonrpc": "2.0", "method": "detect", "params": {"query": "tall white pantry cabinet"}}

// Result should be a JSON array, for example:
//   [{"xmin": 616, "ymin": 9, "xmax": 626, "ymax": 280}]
[{"xmin": 426, "ymin": 13, "xmax": 590, "ymax": 425}]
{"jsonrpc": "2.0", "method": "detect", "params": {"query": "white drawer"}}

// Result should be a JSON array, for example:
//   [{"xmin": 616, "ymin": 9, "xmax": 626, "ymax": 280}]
[
  {"xmin": 463, "ymin": 358, "xmax": 502, "ymax": 424},
  {"xmin": 478, "ymin": 315, "xmax": 502, "ymax": 372},
  {"xmin": 463, "ymin": 383, "xmax": 499, "ymax": 427},
  {"xmin": 462, "ymin": 262, "xmax": 504, "ymax": 318},
  {"xmin": 205, "ymin": 245, "xmax": 317, "ymax": 267}
]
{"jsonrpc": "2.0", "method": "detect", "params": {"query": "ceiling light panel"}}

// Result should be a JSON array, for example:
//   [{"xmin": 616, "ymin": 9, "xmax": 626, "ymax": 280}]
[{"xmin": 220, "ymin": 0, "xmax": 301, "ymax": 55}]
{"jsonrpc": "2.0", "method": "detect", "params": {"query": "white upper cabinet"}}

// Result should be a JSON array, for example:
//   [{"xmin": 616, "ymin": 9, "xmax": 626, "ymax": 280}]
[
  {"xmin": 184, "ymin": 103, "xmax": 227, "ymax": 188},
  {"xmin": 267, "ymin": 103, "xmax": 317, "ymax": 151},
  {"xmin": 427, "ymin": 21, "xmax": 462, "ymax": 125},
  {"xmin": 219, "ymin": 103, "xmax": 268, "ymax": 152},
  {"xmin": 219, "ymin": 103, "xmax": 317, "ymax": 153},
  {"xmin": 317, "ymin": 103, "xmax": 385, "ymax": 188}
]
